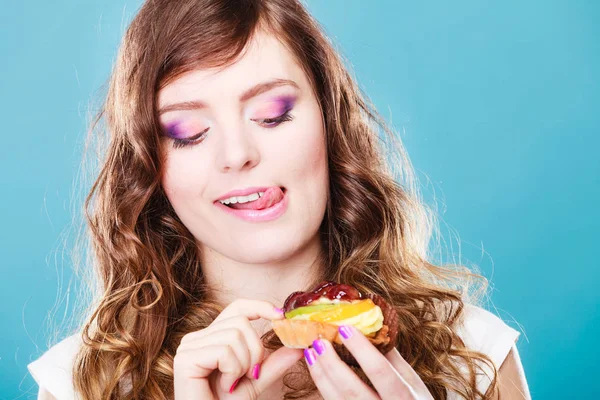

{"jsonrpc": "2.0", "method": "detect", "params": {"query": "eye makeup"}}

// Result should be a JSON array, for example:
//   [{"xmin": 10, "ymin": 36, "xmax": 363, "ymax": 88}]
[
  {"xmin": 251, "ymin": 95, "xmax": 296, "ymax": 120},
  {"xmin": 161, "ymin": 94, "xmax": 298, "ymax": 149},
  {"xmin": 165, "ymin": 119, "xmax": 206, "ymax": 140},
  {"xmin": 163, "ymin": 119, "xmax": 209, "ymax": 149}
]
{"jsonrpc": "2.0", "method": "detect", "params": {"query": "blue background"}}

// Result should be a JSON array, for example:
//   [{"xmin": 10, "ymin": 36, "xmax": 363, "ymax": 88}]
[{"xmin": 2, "ymin": 1, "xmax": 598, "ymax": 398}]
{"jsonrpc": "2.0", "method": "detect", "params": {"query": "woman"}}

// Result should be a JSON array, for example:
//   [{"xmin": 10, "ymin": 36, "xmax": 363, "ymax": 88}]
[{"xmin": 28, "ymin": 0, "xmax": 530, "ymax": 399}]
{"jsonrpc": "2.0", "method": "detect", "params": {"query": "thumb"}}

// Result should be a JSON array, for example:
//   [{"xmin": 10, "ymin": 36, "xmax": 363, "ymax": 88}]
[{"xmin": 246, "ymin": 346, "xmax": 304, "ymax": 395}]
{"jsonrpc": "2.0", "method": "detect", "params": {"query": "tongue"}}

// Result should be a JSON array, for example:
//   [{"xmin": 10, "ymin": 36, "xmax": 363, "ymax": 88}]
[{"xmin": 228, "ymin": 187, "xmax": 284, "ymax": 210}]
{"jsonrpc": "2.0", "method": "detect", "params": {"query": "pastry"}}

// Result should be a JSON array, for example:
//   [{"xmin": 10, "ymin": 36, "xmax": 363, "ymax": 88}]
[{"xmin": 271, "ymin": 281, "xmax": 399, "ymax": 365}]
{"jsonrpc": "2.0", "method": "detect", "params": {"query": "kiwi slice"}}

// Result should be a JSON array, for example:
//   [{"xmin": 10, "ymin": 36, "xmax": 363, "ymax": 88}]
[{"xmin": 285, "ymin": 303, "xmax": 337, "ymax": 319}]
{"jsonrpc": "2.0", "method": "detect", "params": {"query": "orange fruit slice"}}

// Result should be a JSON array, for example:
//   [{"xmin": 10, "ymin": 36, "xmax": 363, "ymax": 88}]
[{"xmin": 308, "ymin": 299, "xmax": 375, "ymax": 322}]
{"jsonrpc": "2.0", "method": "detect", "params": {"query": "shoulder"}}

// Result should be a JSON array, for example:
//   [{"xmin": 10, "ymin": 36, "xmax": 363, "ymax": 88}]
[
  {"xmin": 28, "ymin": 333, "xmax": 82, "ymax": 400},
  {"xmin": 455, "ymin": 303, "xmax": 521, "ymax": 362},
  {"xmin": 450, "ymin": 303, "xmax": 522, "ymax": 398}
]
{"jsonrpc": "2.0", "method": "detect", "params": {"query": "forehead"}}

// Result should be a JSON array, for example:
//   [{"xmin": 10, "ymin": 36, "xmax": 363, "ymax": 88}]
[{"xmin": 158, "ymin": 32, "xmax": 308, "ymax": 108}]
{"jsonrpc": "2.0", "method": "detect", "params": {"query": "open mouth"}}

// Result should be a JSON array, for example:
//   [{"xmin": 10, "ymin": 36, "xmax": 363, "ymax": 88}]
[
  {"xmin": 220, "ymin": 187, "xmax": 286, "ymax": 210},
  {"xmin": 216, "ymin": 186, "xmax": 288, "ymax": 222}
]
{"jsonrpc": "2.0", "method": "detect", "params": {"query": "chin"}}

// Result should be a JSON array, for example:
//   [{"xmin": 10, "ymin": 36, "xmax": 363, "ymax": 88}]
[
  {"xmin": 232, "ymin": 238, "xmax": 306, "ymax": 264},
  {"xmin": 202, "ymin": 230, "xmax": 312, "ymax": 265}
]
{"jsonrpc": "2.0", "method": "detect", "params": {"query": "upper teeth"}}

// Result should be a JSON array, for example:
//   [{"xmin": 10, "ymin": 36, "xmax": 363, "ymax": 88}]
[{"xmin": 219, "ymin": 192, "xmax": 264, "ymax": 205}]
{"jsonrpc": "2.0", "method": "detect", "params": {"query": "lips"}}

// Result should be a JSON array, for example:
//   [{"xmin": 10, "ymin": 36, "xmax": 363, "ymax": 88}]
[
  {"xmin": 228, "ymin": 187, "xmax": 284, "ymax": 210},
  {"xmin": 214, "ymin": 186, "xmax": 288, "ymax": 223},
  {"xmin": 216, "ymin": 186, "xmax": 275, "ymax": 202}
]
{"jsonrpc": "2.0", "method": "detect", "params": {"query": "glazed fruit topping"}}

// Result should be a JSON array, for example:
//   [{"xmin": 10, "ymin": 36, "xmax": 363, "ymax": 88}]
[
  {"xmin": 284, "ymin": 303, "xmax": 337, "ymax": 319},
  {"xmin": 282, "ymin": 281, "xmax": 363, "ymax": 313},
  {"xmin": 286, "ymin": 299, "xmax": 376, "ymax": 322}
]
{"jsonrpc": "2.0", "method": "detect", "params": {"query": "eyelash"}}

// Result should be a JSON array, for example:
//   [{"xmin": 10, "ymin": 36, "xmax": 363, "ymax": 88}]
[{"xmin": 171, "ymin": 110, "xmax": 294, "ymax": 149}]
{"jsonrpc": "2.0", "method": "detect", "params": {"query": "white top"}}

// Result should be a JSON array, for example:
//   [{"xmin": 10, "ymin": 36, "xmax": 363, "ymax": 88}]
[{"xmin": 28, "ymin": 304, "xmax": 520, "ymax": 399}]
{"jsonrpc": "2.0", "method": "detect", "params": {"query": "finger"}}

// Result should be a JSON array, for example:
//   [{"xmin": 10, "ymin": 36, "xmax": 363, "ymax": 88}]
[
  {"xmin": 310, "ymin": 339, "xmax": 379, "ymax": 400},
  {"xmin": 177, "ymin": 328, "xmax": 252, "ymax": 378},
  {"xmin": 246, "ymin": 346, "xmax": 304, "ymax": 394},
  {"xmin": 303, "ymin": 347, "xmax": 340, "ymax": 400},
  {"xmin": 337, "ymin": 325, "xmax": 417, "ymax": 399},
  {"xmin": 180, "ymin": 316, "xmax": 265, "ymax": 380},
  {"xmin": 174, "ymin": 344, "xmax": 243, "ymax": 395},
  {"xmin": 215, "ymin": 299, "xmax": 285, "ymax": 323},
  {"xmin": 385, "ymin": 348, "xmax": 429, "ymax": 393}
]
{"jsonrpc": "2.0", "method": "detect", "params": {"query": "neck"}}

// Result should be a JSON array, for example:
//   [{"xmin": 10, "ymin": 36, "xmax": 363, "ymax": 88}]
[{"xmin": 199, "ymin": 235, "xmax": 325, "ymax": 333}]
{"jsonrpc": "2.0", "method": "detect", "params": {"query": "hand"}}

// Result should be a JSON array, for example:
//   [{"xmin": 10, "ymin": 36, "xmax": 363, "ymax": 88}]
[
  {"xmin": 304, "ymin": 325, "xmax": 434, "ymax": 399},
  {"xmin": 174, "ymin": 299, "xmax": 304, "ymax": 399}
]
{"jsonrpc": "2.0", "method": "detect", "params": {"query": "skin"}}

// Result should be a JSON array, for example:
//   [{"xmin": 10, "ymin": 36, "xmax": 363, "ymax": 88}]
[
  {"xmin": 38, "ymin": 342, "xmax": 530, "ymax": 400},
  {"xmin": 157, "ymin": 31, "xmax": 329, "ymax": 327},
  {"xmin": 37, "ymin": 31, "xmax": 531, "ymax": 400},
  {"xmin": 303, "ymin": 329, "xmax": 531, "ymax": 400}
]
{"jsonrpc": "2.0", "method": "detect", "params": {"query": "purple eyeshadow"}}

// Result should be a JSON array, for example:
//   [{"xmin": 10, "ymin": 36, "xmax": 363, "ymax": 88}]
[
  {"xmin": 259, "ymin": 95, "xmax": 296, "ymax": 117},
  {"xmin": 162, "ymin": 95, "xmax": 296, "ymax": 137},
  {"xmin": 277, "ymin": 95, "xmax": 296, "ymax": 114},
  {"xmin": 165, "ymin": 121, "xmax": 186, "ymax": 139}
]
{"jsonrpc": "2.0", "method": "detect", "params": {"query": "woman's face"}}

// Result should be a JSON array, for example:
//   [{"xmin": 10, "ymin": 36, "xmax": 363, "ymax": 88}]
[{"xmin": 157, "ymin": 32, "xmax": 329, "ymax": 265}]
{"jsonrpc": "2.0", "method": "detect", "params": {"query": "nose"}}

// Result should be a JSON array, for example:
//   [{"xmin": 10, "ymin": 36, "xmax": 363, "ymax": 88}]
[{"xmin": 216, "ymin": 123, "xmax": 260, "ymax": 173}]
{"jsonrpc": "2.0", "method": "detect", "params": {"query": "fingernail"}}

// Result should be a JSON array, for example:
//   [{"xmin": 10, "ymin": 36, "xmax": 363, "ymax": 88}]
[
  {"xmin": 252, "ymin": 363, "xmax": 261, "ymax": 379},
  {"xmin": 312, "ymin": 339, "xmax": 326, "ymax": 356},
  {"xmin": 304, "ymin": 348, "xmax": 316, "ymax": 366},
  {"xmin": 229, "ymin": 378, "xmax": 240, "ymax": 393},
  {"xmin": 274, "ymin": 307, "xmax": 285, "ymax": 315},
  {"xmin": 339, "ymin": 325, "xmax": 353, "ymax": 340}
]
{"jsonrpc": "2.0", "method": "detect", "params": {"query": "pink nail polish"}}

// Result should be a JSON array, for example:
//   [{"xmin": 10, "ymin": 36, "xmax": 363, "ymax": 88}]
[
  {"xmin": 304, "ymin": 348, "xmax": 316, "ymax": 366},
  {"xmin": 274, "ymin": 307, "xmax": 285, "ymax": 314},
  {"xmin": 229, "ymin": 378, "xmax": 240, "ymax": 393},
  {"xmin": 339, "ymin": 325, "xmax": 353, "ymax": 339},
  {"xmin": 312, "ymin": 339, "xmax": 326, "ymax": 355},
  {"xmin": 252, "ymin": 363, "xmax": 261, "ymax": 379}
]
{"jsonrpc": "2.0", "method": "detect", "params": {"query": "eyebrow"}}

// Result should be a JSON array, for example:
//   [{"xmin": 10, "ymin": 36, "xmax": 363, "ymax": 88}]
[{"xmin": 158, "ymin": 78, "xmax": 299, "ymax": 115}]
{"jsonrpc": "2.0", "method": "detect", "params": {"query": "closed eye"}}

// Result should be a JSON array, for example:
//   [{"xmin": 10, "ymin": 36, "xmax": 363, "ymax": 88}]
[
  {"xmin": 171, "ymin": 127, "xmax": 209, "ymax": 149},
  {"xmin": 170, "ymin": 110, "xmax": 294, "ymax": 149},
  {"xmin": 252, "ymin": 109, "xmax": 294, "ymax": 127}
]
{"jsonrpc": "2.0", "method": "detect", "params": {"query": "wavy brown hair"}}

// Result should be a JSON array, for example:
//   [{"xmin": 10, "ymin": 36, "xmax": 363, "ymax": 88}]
[{"xmin": 72, "ymin": 0, "xmax": 499, "ymax": 398}]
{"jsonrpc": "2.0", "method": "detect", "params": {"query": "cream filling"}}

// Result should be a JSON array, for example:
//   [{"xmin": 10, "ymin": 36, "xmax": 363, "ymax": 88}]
[{"xmin": 289, "ymin": 301, "xmax": 384, "ymax": 336}]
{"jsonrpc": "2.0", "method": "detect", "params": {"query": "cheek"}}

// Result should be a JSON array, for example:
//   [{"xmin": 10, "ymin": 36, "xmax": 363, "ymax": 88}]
[
  {"xmin": 288, "ymin": 118, "xmax": 327, "ymax": 182},
  {"xmin": 161, "ymin": 154, "xmax": 209, "ymax": 204},
  {"xmin": 275, "ymin": 112, "xmax": 328, "ymax": 211}
]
